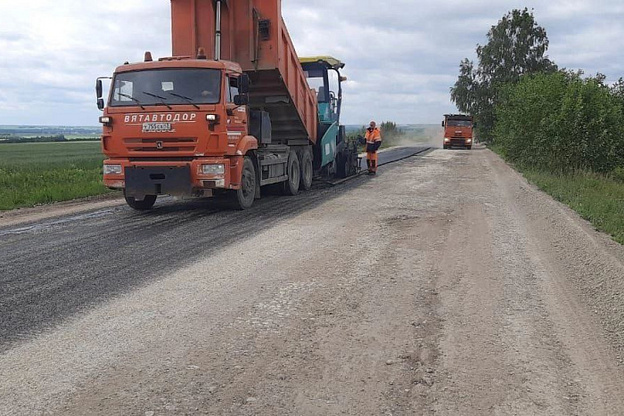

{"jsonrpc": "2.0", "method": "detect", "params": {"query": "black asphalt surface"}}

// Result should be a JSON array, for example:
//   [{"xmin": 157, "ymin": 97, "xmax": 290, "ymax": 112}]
[
  {"xmin": 0, "ymin": 146, "xmax": 429, "ymax": 353},
  {"xmin": 360, "ymin": 145, "xmax": 430, "ymax": 170}
]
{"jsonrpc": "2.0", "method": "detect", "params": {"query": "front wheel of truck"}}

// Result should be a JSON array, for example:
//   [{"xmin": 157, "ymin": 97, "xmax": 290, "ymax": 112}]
[
  {"xmin": 124, "ymin": 192, "xmax": 157, "ymax": 211},
  {"xmin": 233, "ymin": 156, "xmax": 256, "ymax": 210}
]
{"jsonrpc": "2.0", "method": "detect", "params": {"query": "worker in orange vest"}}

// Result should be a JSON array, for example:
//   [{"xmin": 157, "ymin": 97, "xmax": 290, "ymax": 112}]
[{"xmin": 365, "ymin": 121, "xmax": 382, "ymax": 174}]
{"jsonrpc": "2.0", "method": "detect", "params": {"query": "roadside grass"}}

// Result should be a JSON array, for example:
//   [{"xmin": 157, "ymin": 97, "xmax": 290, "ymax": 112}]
[
  {"xmin": 521, "ymin": 169, "xmax": 624, "ymax": 245},
  {"xmin": 490, "ymin": 145, "xmax": 624, "ymax": 245},
  {"xmin": 0, "ymin": 141, "xmax": 111, "ymax": 211}
]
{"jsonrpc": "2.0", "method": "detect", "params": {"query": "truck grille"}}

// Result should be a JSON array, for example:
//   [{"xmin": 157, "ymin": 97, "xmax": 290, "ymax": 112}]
[
  {"xmin": 123, "ymin": 137, "xmax": 197, "ymax": 153},
  {"xmin": 450, "ymin": 138, "xmax": 467, "ymax": 146}
]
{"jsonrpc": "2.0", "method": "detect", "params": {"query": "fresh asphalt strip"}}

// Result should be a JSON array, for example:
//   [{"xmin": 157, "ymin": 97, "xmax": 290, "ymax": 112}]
[{"xmin": 324, "ymin": 145, "xmax": 433, "ymax": 186}]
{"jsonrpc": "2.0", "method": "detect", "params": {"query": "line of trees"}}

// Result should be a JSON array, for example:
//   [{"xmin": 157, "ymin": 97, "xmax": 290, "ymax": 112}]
[
  {"xmin": 0, "ymin": 135, "xmax": 100, "ymax": 144},
  {"xmin": 0, "ymin": 135, "xmax": 67, "ymax": 144},
  {"xmin": 348, "ymin": 121, "xmax": 403, "ymax": 140},
  {"xmin": 379, "ymin": 121, "xmax": 401, "ymax": 141},
  {"xmin": 347, "ymin": 121, "xmax": 403, "ymax": 142},
  {"xmin": 450, "ymin": 8, "xmax": 624, "ymax": 176}
]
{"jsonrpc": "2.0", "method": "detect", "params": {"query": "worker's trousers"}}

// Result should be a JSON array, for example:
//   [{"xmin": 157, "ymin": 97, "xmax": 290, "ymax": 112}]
[{"xmin": 366, "ymin": 151, "xmax": 378, "ymax": 173}]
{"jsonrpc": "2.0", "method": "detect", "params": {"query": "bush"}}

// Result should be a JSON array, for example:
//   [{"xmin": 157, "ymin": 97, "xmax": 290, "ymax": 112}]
[
  {"xmin": 495, "ymin": 72, "xmax": 624, "ymax": 173},
  {"xmin": 612, "ymin": 167, "xmax": 624, "ymax": 183}
]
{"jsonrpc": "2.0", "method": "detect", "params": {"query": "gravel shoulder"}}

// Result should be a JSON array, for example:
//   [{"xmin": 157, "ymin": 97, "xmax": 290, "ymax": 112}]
[
  {"xmin": 0, "ymin": 193, "xmax": 124, "ymax": 228},
  {"xmin": 1, "ymin": 145, "xmax": 623, "ymax": 415}
]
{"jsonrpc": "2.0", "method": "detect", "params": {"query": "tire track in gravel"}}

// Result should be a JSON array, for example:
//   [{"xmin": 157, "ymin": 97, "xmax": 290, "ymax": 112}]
[{"xmin": 431, "ymin": 148, "xmax": 624, "ymax": 415}]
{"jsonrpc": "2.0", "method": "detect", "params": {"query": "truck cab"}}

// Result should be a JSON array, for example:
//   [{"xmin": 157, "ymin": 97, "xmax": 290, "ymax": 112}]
[
  {"xmin": 442, "ymin": 114, "xmax": 474, "ymax": 150},
  {"xmin": 98, "ymin": 57, "xmax": 256, "ymax": 209}
]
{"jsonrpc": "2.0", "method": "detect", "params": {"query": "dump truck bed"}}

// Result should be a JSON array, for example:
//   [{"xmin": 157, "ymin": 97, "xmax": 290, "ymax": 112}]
[{"xmin": 171, "ymin": 0, "xmax": 317, "ymax": 144}]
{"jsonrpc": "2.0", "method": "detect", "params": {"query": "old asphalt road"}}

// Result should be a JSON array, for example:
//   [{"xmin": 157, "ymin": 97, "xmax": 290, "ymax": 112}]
[{"xmin": 2, "ymin": 145, "xmax": 624, "ymax": 415}]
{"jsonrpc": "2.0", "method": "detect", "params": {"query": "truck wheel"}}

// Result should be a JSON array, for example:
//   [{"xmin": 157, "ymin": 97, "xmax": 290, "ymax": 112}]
[
  {"xmin": 466, "ymin": 145, "xmax": 472, "ymax": 150},
  {"xmin": 124, "ymin": 193, "xmax": 157, "ymax": 211},
  {"xmin": 282, "ymin": 151, "xmax": 300, "ymax": 196},
  {"xmin": 233, "ymin": 156, "xmax": 256, "ymax": 210},
  {"xmin": 300, "ymin": 149, "xmax": 313, "ymax": 191}
]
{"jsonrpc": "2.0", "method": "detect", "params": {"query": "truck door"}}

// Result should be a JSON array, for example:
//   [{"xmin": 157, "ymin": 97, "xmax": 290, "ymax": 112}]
[{"xmin": 226, "ymin": 75, "xmax": 247, "ymax": 145}]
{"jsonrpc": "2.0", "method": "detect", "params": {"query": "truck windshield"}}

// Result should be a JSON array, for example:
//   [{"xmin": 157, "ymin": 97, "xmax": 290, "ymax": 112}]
[
  {"xmin": 304, "ymin": 67, "xmax": 328, "ymax": 103},
  {"xmin": 110, "ymin": 68, "xmax": 221, "ymax": 107},
  {"xmin": 447, "ymin": 120, "xmax": 472, "ymax": 127}
]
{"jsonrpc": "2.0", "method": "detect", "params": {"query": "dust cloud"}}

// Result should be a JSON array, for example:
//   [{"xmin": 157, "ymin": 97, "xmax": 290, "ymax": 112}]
[{"xmin": 389, "ymin": 125, "xmax": 443, "ymax": 148}]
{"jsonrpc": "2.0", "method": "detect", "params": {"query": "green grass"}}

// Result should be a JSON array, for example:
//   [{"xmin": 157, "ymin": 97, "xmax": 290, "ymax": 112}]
[
  {"xmin": 522, "ymin": 169, "xmax": 624, "ymax": 245},
  {"xmin": 490, "ymin": 144, "xmax": 624, "ymax": 245},
  {"xmin": 0, "ymin": 141, "xmax": 112, "ymax": 210}
]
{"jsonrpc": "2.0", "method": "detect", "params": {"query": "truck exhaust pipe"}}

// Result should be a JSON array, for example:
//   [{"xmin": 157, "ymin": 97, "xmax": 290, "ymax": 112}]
[{"xmin": 214, "ymin": 0, "xmax": 222, "ymax": 61}]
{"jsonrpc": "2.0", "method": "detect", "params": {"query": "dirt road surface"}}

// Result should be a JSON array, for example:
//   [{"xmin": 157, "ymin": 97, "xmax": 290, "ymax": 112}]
[{"xmin": 1, "ymin": 146, "xmax": 624, "ymax": 415}]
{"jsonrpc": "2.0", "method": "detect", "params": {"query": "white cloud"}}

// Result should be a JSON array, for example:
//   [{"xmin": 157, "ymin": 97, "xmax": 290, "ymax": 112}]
[{"xmin": 0, "ymin": 0, "xmax": 623, "ymax": 125}]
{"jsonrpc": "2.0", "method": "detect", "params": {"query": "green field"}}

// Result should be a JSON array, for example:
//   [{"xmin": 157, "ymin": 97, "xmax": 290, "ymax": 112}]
[{"xmin": 0, "ymin": 141, "xmax": 112, "ymax": 211}]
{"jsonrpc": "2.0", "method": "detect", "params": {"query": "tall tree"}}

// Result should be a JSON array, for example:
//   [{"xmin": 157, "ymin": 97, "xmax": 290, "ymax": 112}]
[
  {"xmin": 451, "ymin": 59, "xmax": 478, "ymax": 115},
  {"xmin": 450, "ymin": 8, "xmax": 557, "ymax": 142},
  {"xmin": 609, "ymin": 77, "xmax": 624, "ymax": 101}
]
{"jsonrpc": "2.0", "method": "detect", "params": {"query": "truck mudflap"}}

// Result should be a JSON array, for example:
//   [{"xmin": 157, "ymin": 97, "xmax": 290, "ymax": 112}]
[{"xmin": 125, "ymin": 166, "xmax": 192, "ymax": 199}]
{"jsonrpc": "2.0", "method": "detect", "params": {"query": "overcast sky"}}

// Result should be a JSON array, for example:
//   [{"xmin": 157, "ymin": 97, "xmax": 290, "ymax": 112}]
[{"xmin": 1, "ymin": 0, "xmax": 623, "ymax": 126}]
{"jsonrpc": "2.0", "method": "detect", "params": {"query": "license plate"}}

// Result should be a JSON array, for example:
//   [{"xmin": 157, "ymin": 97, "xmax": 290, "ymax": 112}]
[{"xmin": 142, "ymin": 122, "xmax": 172, "ymax": 133}]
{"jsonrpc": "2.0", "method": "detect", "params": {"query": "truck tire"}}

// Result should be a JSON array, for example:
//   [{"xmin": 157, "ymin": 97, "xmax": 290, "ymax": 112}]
[
  {"xmin": 124, "ymin": 192, "xmax": 157, "ymax": 211},
  {"xmin": 282, "ymin": 150, "xmax": 300, "ymax": 196},
  {"xmin": 233, "ymin": 156, "xmax": 256, "ymax": 210},
  {"xmin": 466, "ymin": 145, "xmax": 472, "ymax": 150},
  {"xmin": 300, "ymin": 149, "xmax": 313, "ymax": 191}
]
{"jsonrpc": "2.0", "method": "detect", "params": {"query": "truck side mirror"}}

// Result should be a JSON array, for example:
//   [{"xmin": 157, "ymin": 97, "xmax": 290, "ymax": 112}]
[
  {"xmin": 97, "ymin": 98, "xmax": 105, "ymax": 110},
  {"xmin": 238, "ymin": 74, "xmax": 250, "ymax": 94},
  {"xmin": 441, "ymin": 121, "xmax": 445, "ymax": 127},
  {"xmin": 234, "ymin": 94, "xmax": 249, "ymax": 106},
  {"xmin": 96, "ymin": 79, "xmax": 103, "ymax": 99},
  {"xmin": 473, "ymin": 122, "xmax": 477, "ymax": 128}
]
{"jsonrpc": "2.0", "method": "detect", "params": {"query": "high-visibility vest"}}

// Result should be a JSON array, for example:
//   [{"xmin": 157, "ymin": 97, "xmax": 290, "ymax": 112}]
[
  {"xmin": 365, "ymin": 127, "xmax": 382, "ymax": 144},
  {"xmin": 365, "ymin": 127, "xmax": 382, "ymax": 152}
]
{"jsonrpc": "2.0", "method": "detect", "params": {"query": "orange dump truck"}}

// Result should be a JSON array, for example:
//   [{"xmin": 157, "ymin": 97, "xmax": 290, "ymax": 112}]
[
  {"xmin": 96, "ymin": 0, "xmax": 357, "ymax": 210},
  {"xmin": 442, "ymin": 114, "xmax": 474, "ymax": 150}
]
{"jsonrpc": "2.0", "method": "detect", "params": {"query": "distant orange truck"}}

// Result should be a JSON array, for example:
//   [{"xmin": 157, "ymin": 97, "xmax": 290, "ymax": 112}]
[{"xmin": 442, "ymin": 114, "xmax": 474, "ymax": 150}]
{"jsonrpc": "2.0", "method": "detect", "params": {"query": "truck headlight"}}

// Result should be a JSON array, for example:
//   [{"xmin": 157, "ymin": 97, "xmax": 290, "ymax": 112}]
[
  {"xmin": 444, "ymin": 138, "xmax": 450, "ymax": 142},
  {"xmin": 103, "ymin": 164, "xmax": 122, "ymax": 175},
  {"xmin": 466, "ymin": 138, "xmax": 472, "ymax": 143},
  {"xmin": 202, "ymin": 164, "xmax": 225, "ymax": 175}
]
